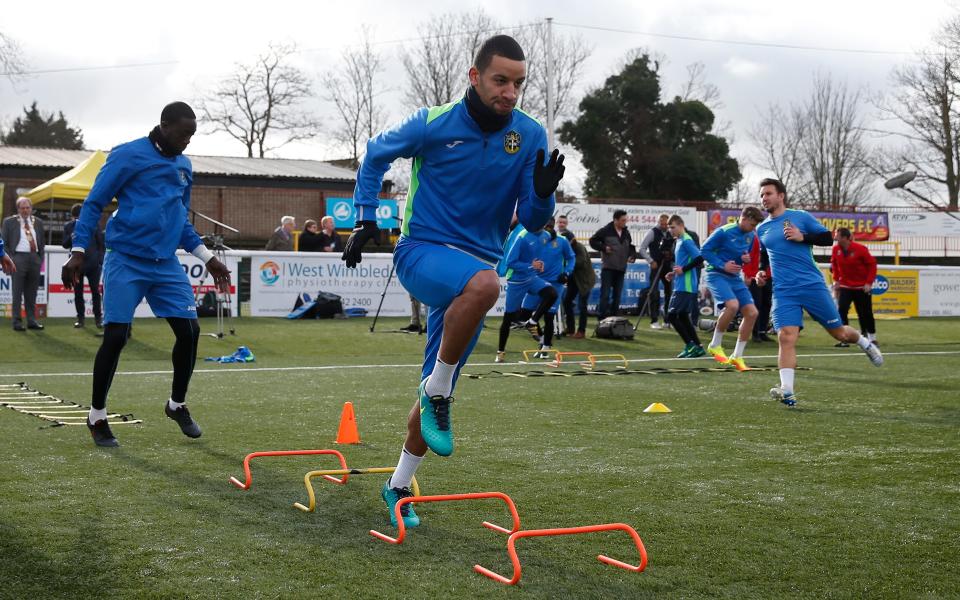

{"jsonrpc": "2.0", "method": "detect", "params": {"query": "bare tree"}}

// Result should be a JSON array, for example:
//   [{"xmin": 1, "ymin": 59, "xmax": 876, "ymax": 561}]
[
  {"xmin": 198, "ymin": 43, "xmax": 321, "ymax": 158},
  {"xmin": 679, "ymin": 62, "xmax": 722, "ymax": 111},
  {"xmin": 399, "ymin": 9, "xmax": 500, "ymax": 108},
  {"xmin": 0, "ymin": 31, "xmax": 28, "ymax": 86},
  {"xmin": 325, "ymin": 27, "xmax": 387, "ymax": 169},
  {"xmin": 871, "ymin": 18, "xmax": 960, "ymax": 211},
  {"xmin": 750, "ymin": 74, "xmax": 873, "ymax": 209},
  {"xmin": 800, "ymin": 74, "xmax": 874, "ymax": 209},
  {"xmin": 515, "ymin": 24, "xmax": 592, "ymax": 122},
  {"xmin": 749, "ymin": 103, "xmax": 809, "ymax": 200}
]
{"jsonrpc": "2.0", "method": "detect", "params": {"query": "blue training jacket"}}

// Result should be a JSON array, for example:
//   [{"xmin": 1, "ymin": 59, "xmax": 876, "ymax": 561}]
[
  {"xmin": 701, "ymin": 222, "xmax": 756, "ymax": 276},
  {"xmin": 353, "ymin": 97, "xmax": 555, "ymax": 265},
  {"xmin": 532, "ymin": 230, "xmax": 575, "ymax": 283},
  {"xmin": 504, "ymin": 227, "xmax": 540, "ymax": 282},
  {"xmin": 73, "ymin": 137, "xmax": 203, "ymax": 261}
]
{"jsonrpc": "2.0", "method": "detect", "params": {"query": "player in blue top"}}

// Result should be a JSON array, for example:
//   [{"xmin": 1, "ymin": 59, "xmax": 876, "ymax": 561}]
[
  {"xmin": 341, "ymin": 36, "xmax": 564, "ymax": 529},
  {"xmin": 61, "ymin": 102, "xmax": 232, "ymax": 447},
  {"xmin": 701, "ymin": 206, "xmax": 765, "ymax": 371},
  {"xmin": 496, "ymin": 224, "xmax": 556, "ymax": 362},
  {"xmin": 755, "ymin": 178, "xmax": 883, "ymax": 407},
  {"xmin": 520, "ymin": 217, "xmax": 575, "ymax": 358},
  {"xmin": 0, "ymin": 237, "xmax": 15, "ymax": 275},
  {"xmin": 664, "ymin": 215, "xmax": 706, "ymax": 358}
]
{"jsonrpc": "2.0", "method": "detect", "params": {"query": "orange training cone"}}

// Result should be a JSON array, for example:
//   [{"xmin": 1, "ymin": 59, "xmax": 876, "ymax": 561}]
[{"xmin": 335, "ymin": 402, "xmax": 361, "ymax": 444}]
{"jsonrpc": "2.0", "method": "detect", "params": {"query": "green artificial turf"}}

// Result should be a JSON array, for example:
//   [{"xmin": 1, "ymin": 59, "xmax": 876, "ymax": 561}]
[{"xmin": 0, "ymin": 316, "xmax": 957, "ymax": 599}]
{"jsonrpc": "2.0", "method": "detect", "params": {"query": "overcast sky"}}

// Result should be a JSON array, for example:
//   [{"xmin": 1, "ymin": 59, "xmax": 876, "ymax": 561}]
[{"xmin": 1, "ymin": 0, "xmax": 957, "ymax": 198}]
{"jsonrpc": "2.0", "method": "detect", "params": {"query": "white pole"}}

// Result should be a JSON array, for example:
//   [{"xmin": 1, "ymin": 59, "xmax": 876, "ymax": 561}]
[{"xmin": 545, "ymin": 17, "xmax": 555, "ymax": 150}]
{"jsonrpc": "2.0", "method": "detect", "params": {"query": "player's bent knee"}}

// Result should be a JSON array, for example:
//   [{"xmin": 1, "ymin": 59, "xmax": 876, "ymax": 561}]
[
  {"xmin": 723, "ymin": 300, "xmax": 740, "ymax": 314},
  {"xmin": 742, "ymin": 305, "xmax": 759, "ymax": 318},
  {"xmin": 465, "ymin": 270, "xmax": 501, "ymax": 308}
]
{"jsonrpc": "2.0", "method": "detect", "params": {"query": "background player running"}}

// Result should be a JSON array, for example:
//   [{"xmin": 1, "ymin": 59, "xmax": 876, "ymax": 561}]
[
  {"xmin": 62, "ymin": 102, "xmax": 231, "ymax": 447},
  {"xmin": 664, "ymin": 215, "xmax": 706, "ymax": 358},
  {"xmin": 700, "ymin": 207, "xmax": 765, "ymax": 371},
  {"xmin": 519, "ymin": 217, "xmax": 574, "ymax": 358},
  {"xmin": 496, "ymin": 224, "xmax": 556, "ymax": 362},
  {"xmin": 342, "ymin": 36, "xmax": 564, "ymax": 528},
  {"xmin": 755, "ymin": 178, "xmax": 883, "ymax": 407}
]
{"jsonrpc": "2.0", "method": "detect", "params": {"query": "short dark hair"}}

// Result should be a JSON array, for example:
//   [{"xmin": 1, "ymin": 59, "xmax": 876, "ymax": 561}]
[
  {"xmin": 741, "ymin": 206, "xmax": 765, "ymax": 223},
  {"xmin": 71, "ymin": 203, "xmax": 83, "ymax": 218},
  {"xmin": 613, "ymin": 209, "xmax": 628, "ymax": 220},
  {"xmin": 668, "ymin": 214, "xmax": 684, "ymax": 225},
  {"xmin": 558, "ymin": 214, "xmax": 568, "ymax": 219},
  {"xmin": 837, "ymin": 227, "xmax": 853, "ymax": 239},
  {"xmin": 474, "ymin": 35, "xmax": 525, "ymax": 72},
  {"xmin": 161, "ymin": 101, "xmax": 196, "ymax": 125},
  {"xmin": 759, "ymin": 177, "xmax": 787, "ymax": 203}
]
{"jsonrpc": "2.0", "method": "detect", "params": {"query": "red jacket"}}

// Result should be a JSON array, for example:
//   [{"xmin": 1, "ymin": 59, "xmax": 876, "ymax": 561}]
[
  {"xmin": 831, "ymin": 241, "xmax": 877, "ymax": 288},
  {"xmin": 742, "ymin": 236, "xmax": 770, "ymax": 280}
]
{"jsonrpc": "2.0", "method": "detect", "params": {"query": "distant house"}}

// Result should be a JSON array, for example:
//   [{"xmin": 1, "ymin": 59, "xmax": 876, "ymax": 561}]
[{"xmin": 0, "ymin": 146, "xmax": 391, "ymax": 246}]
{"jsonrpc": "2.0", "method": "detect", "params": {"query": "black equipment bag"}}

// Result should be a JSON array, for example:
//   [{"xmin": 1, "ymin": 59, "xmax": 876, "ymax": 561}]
[
  {"xmin": 595, "ymin": 316, "xmax": 635, "ymax": 340},
  {"xmin": 197, "ymin": 291, "xmax": 220, "ymax": 317},
  {"xmin": 312, "ymin": 291, "xmax": 343, "ymax": 319}
]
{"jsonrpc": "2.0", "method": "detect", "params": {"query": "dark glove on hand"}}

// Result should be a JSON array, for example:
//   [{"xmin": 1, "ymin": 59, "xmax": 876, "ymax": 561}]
[
  {"xmin": 533, "ymin": 148, "xmax": 565, "ymax": 199},
  {"xmin": 558, "ymin": 273, "xmax": 569, "ymax": 284},
  {"xmin": 341, "ymin": 221, "xmax": 379, "ymax": 268}
]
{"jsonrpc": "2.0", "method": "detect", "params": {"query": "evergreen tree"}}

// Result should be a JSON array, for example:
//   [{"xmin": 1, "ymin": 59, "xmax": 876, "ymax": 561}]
[{"xmin": 2, "ymin": 101, "xmax": 84, "ymax": 149}]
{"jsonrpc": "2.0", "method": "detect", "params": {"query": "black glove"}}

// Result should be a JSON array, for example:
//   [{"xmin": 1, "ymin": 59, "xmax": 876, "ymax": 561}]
[
  {"xmin": 341, "ymin": 221, "xmax": 379, "ymax": 268},
  {"xmin": 533, "ymin": 148, "xmax": 565, "ymax": 199},
  {"xmin": 558, "ymin": 272, "xmax": 569, "ymax": 284}
]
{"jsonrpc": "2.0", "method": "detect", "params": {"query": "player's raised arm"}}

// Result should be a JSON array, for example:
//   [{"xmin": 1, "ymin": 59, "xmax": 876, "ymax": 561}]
[
  {"xmin": 343, "ymin": 109, "xmax": 429, "ymax": 268},
  {"xmin": 517, "ymin": 127, "xmax": 562, "ymax": 232}
]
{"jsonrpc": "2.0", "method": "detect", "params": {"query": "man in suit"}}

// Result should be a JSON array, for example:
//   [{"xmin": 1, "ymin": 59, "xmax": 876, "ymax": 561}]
[
  {"xmin": 63, "ymin": 203, "xmax": 105, "ymax": 328},
  {"xmin": 2, "ymin": 197, "xmax": 46, "ymax": 331}
]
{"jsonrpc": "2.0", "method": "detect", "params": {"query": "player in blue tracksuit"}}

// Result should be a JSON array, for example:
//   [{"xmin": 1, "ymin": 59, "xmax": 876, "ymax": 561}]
[
  {"xmin": 756, "ymin": 178, "xmax": 882, "ymax": 407},
  {"xmin": 61, "ymin": 102, "xmax": 232, "ymax": 448},
  {"xmin": 520, "ymin": 217, "xmax": 575, "ymax": 356},
  {"xmin": 701, "ymin": 207, "xmax": 764, "ymax": 370},
  {"xmin": 341, "ymin": 36, "xmax": 564, "ymax": 528},
  {"xmin": 496, "ymin": 225, "xmax": 556, "ymax": 362},
  {"xmin": 0, "ymin": 237, "xmax": 15, "ymax": 275},
  {"xmin": 665, "ymin": 215, "xmax": 706, "ymax": 358}
]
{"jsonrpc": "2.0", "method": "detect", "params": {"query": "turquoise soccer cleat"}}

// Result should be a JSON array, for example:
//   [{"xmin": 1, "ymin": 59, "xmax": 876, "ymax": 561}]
[
  {"xmin": 381, "ymin": 481, "xmax": 420, "ymax": 528},
  {"xmin": 418, "ymin": 378, "xmax": 454, "ymax": 457}
]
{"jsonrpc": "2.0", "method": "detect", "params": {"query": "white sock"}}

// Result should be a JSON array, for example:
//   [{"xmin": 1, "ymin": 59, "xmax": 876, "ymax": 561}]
[
  {"xmin": 389, "ymin": 447, "xmax": 424, "ymax": 489},
  {"xmin": 424, "ymin": 358, "xmax": 457, "ymax": 398},
  {"xmin": 779, "ymin": 368, "xmax": 795, "ymax": 395},
  {"xmin": 867, "ymin": 333, "xmax": 876, "ymax": 342},
  {"xmin": 88, "ymin": 407, "xmax": 108, "ymax": 423},
  {"xmin": 856, "ymin": 335, "xmax": 871, "ymax": 350},
  {"xmin": 731, "ymin": 339, "xmax": 748, "ymax": 359},
  {"xmin": 710, "ymin": 328, "xmax": 724, "ymax": 348},
  {"xmin": 167, "ymin": 398, "xmax": 185, "ymax": 411}
]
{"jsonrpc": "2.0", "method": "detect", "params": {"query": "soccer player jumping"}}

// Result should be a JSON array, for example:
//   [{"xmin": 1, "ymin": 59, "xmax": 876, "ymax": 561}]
[
  {"xmin": 755, "ymin": 178, "xmax": 883, "ymax": 407},
  {"xmin": 341, "ymin": 36, "xmax": 563, "ymax": 528},
  {"xmin": 62, "ymin": 102, "xmax": 232, "ymax": 447}
]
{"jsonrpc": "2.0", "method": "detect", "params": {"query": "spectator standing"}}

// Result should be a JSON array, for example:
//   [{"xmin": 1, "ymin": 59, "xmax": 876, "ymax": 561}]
[
  {"xmin": 63, "ymin": 203, "xmax": 105, "ymax": 328},
  {"xmin": 299, "ymin": 219, "xmax": 324, "ymax": 252},
  {"xmin": 318, "ymin": 216, "xmax": 345, "ymax": 252},
  {"xmin": 564, "ymin": 233, "xmax": 596, "ymax": 338},
  {"xmin": 638, "ymin": 213, "xmax": 673, "ymax": 329},
  {"xmin": 831, "ymin": 227, "xmax": 878, "ymax": 346},
  {"xmin": 743, "ymin": 236, "xmax": 773, "ymax": 342},
  {"xmin": 589, "ymin": 209, "xmax": 635, "ymax": 320},
  {"xmin": 2, "ymin": 197, "xmax": 46, "ymax": 331},
  {"xmin": 266, "ymin": 216, "xmax": 295, "ymax": 251}
]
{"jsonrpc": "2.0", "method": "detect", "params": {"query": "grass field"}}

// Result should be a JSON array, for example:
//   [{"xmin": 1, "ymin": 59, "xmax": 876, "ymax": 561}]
[{"xmin": 1, "ymin": 315, "xmax": 958, "ymax": 599}]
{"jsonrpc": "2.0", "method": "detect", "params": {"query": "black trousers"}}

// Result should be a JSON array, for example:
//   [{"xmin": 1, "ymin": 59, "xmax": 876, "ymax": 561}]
[
  {"xmin": 748, "ymin": 279, "xmax": 773, "ymax": 336},
  {"xmin": 650, "ymin": 264, "xmax": 673, "ymax": 323},
  {"xmin": 11, "ymin": 252, "xmax": 41, "ymax": 324},
  {"xmin": 563, "ymin": 280, "xmax": 589, "ymax": 333},
  {"xmin": 837, "ymin": 287, "xmax": 876, "ymax": 334},
  {"xmin": 598, "ymin": 269, "xmax": 625, "ymax": 319},
  {"xmin": 74, "ymin": 265, "xmax": 103, "ymax": 320}
]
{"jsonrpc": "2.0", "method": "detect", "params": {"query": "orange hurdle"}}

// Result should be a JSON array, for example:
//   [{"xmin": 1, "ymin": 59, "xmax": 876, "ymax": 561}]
[
  {"xmin": 229, "ymin": 449, "xmax": 349, "ymax": 490},
  {"xmin": 549, "ymin": 351, "xmax": 594, "ymax": 368},
  {"xmin": 370, "ymin": 491, "xmax": 521, "ymax": 545},
  {"xmin": 474, "ymin": 522, "xmax": 648, "ymax": 585}
]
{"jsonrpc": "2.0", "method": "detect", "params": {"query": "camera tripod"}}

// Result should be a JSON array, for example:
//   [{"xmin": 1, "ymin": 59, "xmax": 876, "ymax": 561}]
[{"xmin": 191, "ymin": 211, "xmax": 239, "ymax": 339}]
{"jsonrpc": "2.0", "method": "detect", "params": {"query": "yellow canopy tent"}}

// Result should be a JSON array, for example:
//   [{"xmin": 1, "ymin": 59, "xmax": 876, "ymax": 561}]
[{"xmin": 24, "ymin": 150, "xmax": 111, "ymax": 210}]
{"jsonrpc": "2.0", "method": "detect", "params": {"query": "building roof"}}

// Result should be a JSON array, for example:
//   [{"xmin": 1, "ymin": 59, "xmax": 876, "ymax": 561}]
[{"xmin": 0, "ymin": 146, "xmax": 360, "ymax": 183}]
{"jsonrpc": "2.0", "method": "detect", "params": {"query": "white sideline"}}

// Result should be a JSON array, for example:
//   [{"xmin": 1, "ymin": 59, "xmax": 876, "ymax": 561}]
[{"xmin": 0, "ymin": 350, "xmax": 957, "ymax": 379}]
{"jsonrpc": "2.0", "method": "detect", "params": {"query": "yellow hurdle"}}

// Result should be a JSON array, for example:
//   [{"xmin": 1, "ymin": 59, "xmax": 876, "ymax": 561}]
[
  {"xmin": 587, "ymin": 354, "xmax": 628, "ymax": 370},
  {"xmin": 293, "ymin": 467, "xmax": 421, "ymax": 512},
  {"xmin": 521, "ymin": 348, "xmax": 559, "ymax": 363}
]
